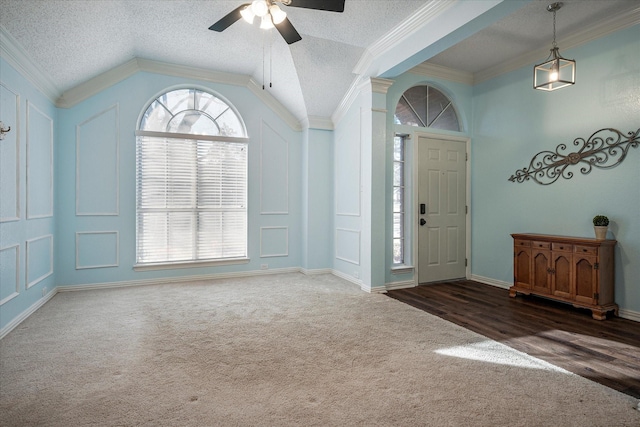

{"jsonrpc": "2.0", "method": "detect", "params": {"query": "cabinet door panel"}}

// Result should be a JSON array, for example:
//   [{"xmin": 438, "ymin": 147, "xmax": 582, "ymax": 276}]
[
  {"xmin": 514, "ymin": 248, "xmax": 531, "ymax": 289},
  {"xmin": 552, "ymin": 253, "xmax": 572, "ymax": 298},
  {"xmin": 532, "ymin": 250, "xmax": 551, "ymax": 294},
  {"xmin": 574, "ymin": 255, "xmax": 597, "ymax": 304}
]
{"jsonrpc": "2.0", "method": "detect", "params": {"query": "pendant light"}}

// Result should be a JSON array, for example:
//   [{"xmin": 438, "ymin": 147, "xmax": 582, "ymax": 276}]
[{"xmin": 533, "ymin": 2, "xmax": 576, "ymax": 91}]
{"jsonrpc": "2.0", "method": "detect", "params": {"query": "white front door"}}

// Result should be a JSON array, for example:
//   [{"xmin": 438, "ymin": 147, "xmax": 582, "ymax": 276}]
[{"xmin": 417, "ymin": 136, "xmax": 467, "ymax": 284}]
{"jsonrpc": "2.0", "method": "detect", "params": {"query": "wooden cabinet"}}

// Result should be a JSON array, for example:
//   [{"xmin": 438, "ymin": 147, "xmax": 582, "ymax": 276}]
[{"xmin": 510, "ymin": 234, "xmax": 617, "ymax": 320}]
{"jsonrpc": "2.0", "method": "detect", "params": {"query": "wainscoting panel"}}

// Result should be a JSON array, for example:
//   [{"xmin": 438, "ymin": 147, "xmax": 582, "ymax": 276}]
[
  {"xmin": 76, "ymin": 231, "xmax": 119, "ymax": 269},
  {"xmin": 26, "ymin": 235, "xmax": 53, "ymax": 288},
  {"xmin": 0, "ymin": 244, "xmax": 20, "ymax": 305},
  {"xmin": 26, "ymin": 101, "xmax": 53, "ymax": 219},
  {"xmin": 76, "ymin": 104, "xmax": 119, "ymax": 215},
  {"xmin": 260, "ymin": 121, "xmax": 288, "ymax": 215},
  {"xmin": 335, "ymin": 228, "xmax": 360, "ymax": 265},
  {"xmin": 0, "ymin": 83, "xmax": 20, "ymax": 222},
  {"xmin": 260, "ymin": 227, "xmax": 288, "ymax": 258}
]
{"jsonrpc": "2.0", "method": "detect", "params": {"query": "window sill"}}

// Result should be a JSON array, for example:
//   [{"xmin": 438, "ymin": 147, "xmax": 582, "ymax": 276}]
[
  {"xmin": 133, "ymin": 257, "xmax": 250, "ymax": 271},
  {"xmin": 391, "ymin": 265, "xmax": 414, "ymax": 275}
]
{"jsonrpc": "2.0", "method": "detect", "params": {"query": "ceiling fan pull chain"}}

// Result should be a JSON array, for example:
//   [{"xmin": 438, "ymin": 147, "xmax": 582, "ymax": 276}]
[
  {"xmin": 262, "ymin": 35, "xmax": 266, "ymax": 90},
  {"xmin": 270, "ymin": 31, "xmax": 273, "ymax": 88}
]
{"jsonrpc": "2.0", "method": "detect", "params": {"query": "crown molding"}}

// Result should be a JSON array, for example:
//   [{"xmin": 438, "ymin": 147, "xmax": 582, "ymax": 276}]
[
  {"xmin": 57, "ymin": 58, "xmax": 252, "ymax": 108},
  {"xmin": 0, "ymin": 24, "xmax": 60, "ymax": 103},
  {"xmin": 246, "ymin": 78, "xmax": 302, "ymax": 131},
  {"xmin": 56, "ymin": 58, "xmax": 140, "ymax": 108},
  {"xmin": 332, "ymin": 76, "xmax": 364, "ymax": 127},
  {"xmin": 408, "ymin": 62, "xmax": 474, "ymax": 85},
  {"xmin": 302, "ymin": 116, "xmax": 334, "ymax": 130},
  {"xmin": 474, "ymin": 6, "xmax": 640, "ymax": 84},
  {"xmin": 353, "ymin": 0, "xmax": 456, "ymax": 76},
  {"xmin": 371, "ymin": 77, "xmax": 395, "ymax": 94}
]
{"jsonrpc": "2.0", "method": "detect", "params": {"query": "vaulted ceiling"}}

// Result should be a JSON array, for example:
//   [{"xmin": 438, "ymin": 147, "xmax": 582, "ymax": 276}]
[{"xmin": 1, "ymin": 0, "xmax": 637, "ymax": 126}]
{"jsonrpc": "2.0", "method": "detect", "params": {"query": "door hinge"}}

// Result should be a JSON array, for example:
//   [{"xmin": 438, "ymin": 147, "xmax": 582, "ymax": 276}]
[
  {"xmin": 594, "ymin": 292, "xmax": 599, "ymax": 301},
  {"xmin": 594, "ymin": 262, "xmax": 599, "ymax": 270},
  {"xmin": 465, "ymin": 205, "xmax": 468, "ymax": 214},
  {"xmin": 465, "ymin": 152, "xmax": 468, "ymax": 161},
  {"xmin": 465, "ymin": 258, "xmax": 468, "ymax": 267}
]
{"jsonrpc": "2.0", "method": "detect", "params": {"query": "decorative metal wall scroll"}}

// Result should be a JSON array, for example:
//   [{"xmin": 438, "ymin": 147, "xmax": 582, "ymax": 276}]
[{"xmin": 509, "ymin": 127, "xmax": 640, "ymax": 185}]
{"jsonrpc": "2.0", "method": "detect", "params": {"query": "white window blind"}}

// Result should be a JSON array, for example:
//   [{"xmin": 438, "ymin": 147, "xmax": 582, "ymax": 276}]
[
  {"xmin": 136, "ymin": 136, "xmax": 247, "ymax": 264},
  {"xmin": 135, "ymin": 88, "xmax": 248, "ymax": 266}
]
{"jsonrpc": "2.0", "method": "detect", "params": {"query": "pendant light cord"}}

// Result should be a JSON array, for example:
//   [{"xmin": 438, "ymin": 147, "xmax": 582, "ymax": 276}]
[
  {"xmin": 270, "ymin": 32, "xmax": 273, "ymax": 88},
  {"xmin": 262, "ymin": 30, "xmax": 274, "ymax": 90}
]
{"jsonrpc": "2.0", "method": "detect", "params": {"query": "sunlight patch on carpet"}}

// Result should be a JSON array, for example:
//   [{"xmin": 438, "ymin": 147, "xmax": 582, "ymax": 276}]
[{"xmin": 434, "ymin": 340, "xmax": 568, "ymax": 371}]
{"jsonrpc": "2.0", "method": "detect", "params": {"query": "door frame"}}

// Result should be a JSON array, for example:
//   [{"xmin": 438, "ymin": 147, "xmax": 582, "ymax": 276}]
[{"xmin": 412, "ymin": 131, "xmax": 471, "ymax": 287}]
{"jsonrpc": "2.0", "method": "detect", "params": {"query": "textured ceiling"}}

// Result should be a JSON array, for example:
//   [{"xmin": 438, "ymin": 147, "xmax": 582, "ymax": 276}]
[
  {"xmin": 1, "ymin": 0, "xmax": 638, "ymax": 123},
  {"xmin": 427, "ymin": 0, "xmax": 640, "ymax": 74}
]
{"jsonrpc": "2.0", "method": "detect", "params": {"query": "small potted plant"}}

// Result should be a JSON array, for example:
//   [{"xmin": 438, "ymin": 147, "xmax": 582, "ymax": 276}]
[{"xmin": 593, "ymin": 215, "xmax": 609, "ymax": 240}]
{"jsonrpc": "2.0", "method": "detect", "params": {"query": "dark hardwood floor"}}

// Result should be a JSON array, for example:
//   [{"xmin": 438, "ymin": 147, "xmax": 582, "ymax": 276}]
[{"xmin": 387, "ymin": 280, "xmax": 640, "ymax": 399}]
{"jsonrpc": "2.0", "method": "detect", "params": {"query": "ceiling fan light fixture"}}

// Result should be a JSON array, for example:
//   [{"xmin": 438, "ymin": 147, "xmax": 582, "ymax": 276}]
[
  {"xmin": 269, "ymin": 4, "xmax": 287, "ymax": 25},
  {"xmin": 251, "ymin": 0, "xmax": 269, "ymax": 17},
  {"xmin": 260, "ymin": 14, "xmax": 274, "ymax": 29},
  {"xmin": 533, "ymin": 2, "xmax": 575, "ymax": 91},
  {"xmin": 240, "ymin": 5, "xmax": 255, "ymax": 24}
]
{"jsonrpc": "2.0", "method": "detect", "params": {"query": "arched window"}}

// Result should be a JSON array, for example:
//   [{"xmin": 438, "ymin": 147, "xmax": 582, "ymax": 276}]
[
  {"xmin": 394, "ymin": 85, "xmax": 460, "ymax": 131},
  {"xmin": 135, "ymin": 88, "xmax": 248, "ymax": 267}
]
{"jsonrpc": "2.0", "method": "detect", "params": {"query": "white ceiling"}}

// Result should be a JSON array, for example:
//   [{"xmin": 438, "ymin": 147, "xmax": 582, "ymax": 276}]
[{"xmin": 1, "ymin": 0, "xmax": 638, "ymax": 124}]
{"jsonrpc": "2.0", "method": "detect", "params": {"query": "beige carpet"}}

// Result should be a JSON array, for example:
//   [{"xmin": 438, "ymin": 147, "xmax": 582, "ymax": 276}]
[{"xmin": 1, "ymin": 273, "xmax": 638, "ymax": 426}]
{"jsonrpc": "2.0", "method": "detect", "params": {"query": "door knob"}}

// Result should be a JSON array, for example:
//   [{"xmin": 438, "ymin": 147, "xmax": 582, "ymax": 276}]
[{"xmin": 420, "ymin": 218, "xmax": 426, "ymax": 226}]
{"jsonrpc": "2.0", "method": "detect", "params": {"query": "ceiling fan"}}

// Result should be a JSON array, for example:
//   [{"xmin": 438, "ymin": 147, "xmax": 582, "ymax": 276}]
[{"xmin": 209, "ymin": 0, "xmax": 346, "ymax": 45}]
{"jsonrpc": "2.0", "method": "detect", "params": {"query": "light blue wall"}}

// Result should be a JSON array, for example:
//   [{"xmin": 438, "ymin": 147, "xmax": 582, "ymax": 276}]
[
  {"xmin": 0, "ymin": 57, "xmax": 57, "ymax": 331},
  {"xmin": 471, "ymin": 25, "xmax": 640, "ymax": 313},
  {"xmin": 301, "ymin": 127, "xmax": 333, "ymax": 270},
  {"xmin": 55, "ymin": 71, "xmax": 304, "ymax": 286}
]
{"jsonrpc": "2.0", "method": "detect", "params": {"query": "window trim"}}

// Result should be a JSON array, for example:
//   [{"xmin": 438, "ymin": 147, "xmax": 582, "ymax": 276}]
[
  {"xmin": 135, "ymin": 130, "xmax": 248, "ymax": 143},
  {"xmin": 392, "ymin": 134, "xmax": 411, "ymax": 268},
  {"xmin": 133, "ymin": 257, "xmax": 249, "ymax": 271}
]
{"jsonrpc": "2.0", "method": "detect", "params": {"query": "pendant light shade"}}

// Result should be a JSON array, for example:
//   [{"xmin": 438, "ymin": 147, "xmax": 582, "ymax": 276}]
[{"xmin": 533, "ymin": 2, "xmax": 575, "ymax": 91}]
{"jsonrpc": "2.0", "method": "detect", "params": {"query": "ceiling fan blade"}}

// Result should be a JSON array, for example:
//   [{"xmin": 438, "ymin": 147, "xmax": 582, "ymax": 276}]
[
  {"xmin": 275, "ymin": 17, "xmax": 302, "ymax": 45},
  {"xmin": 287, "ymin": 0, "xmax": 345, "ymax": 13},
  {"xmin": 209, "ymin": 3, "xmax": 250, "ymax": 32}
]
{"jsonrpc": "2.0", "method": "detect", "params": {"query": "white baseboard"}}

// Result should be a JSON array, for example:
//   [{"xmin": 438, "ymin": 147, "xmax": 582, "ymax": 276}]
[
  {"xmin": 57, "ymin": 267, "xmax": 302, "ymax": 292},
  {"xmin": 470, "ymin": 274, "xmax": 511, "ymax": 290},
  {"xmin": 618, "ymin": 308, "xmax": 640, "ymax": 322},
  {"xmin": 0, "ymin": 287, "xmax": 58, "ymax": 340},
  {"xmin": 385, "ymin": 280, "xmax": 416, "ymax": 291},
  {"xmin": 330, "ymin": 269, "xmax": 366, "ymax": 289},
  {"xmin": 300, "ymin": 268, "xmax": 332, "ymax": 276}
]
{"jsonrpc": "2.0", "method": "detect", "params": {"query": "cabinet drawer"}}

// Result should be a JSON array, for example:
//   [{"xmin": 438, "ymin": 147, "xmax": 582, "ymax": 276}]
[
  {"xmin": 575, "ymin": 245, "xmax": 598, "ymax": 255},
  {"xmin": 514, "ymin": 239, "xmax": 531, "ymax": 247},
  {"xmin": 552, "ymin": 242, "xmax": 572, "ymax": 252},
  {"xmin": 532, "ymin": 241, "xmax": 550, "ymax": 249}
]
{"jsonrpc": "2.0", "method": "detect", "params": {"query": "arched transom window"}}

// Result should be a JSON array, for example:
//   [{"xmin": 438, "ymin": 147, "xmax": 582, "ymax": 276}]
[
  {"xmin": 135, "ymin": 88, "xmax": 248, "ymax": 267},
  {"xmin": 140, "ymin": 88, "xmax": 246, "ymax": 136},
  {"xmin": 394, "ymin": 85, "xmax": 460, "ymax": 132}
]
